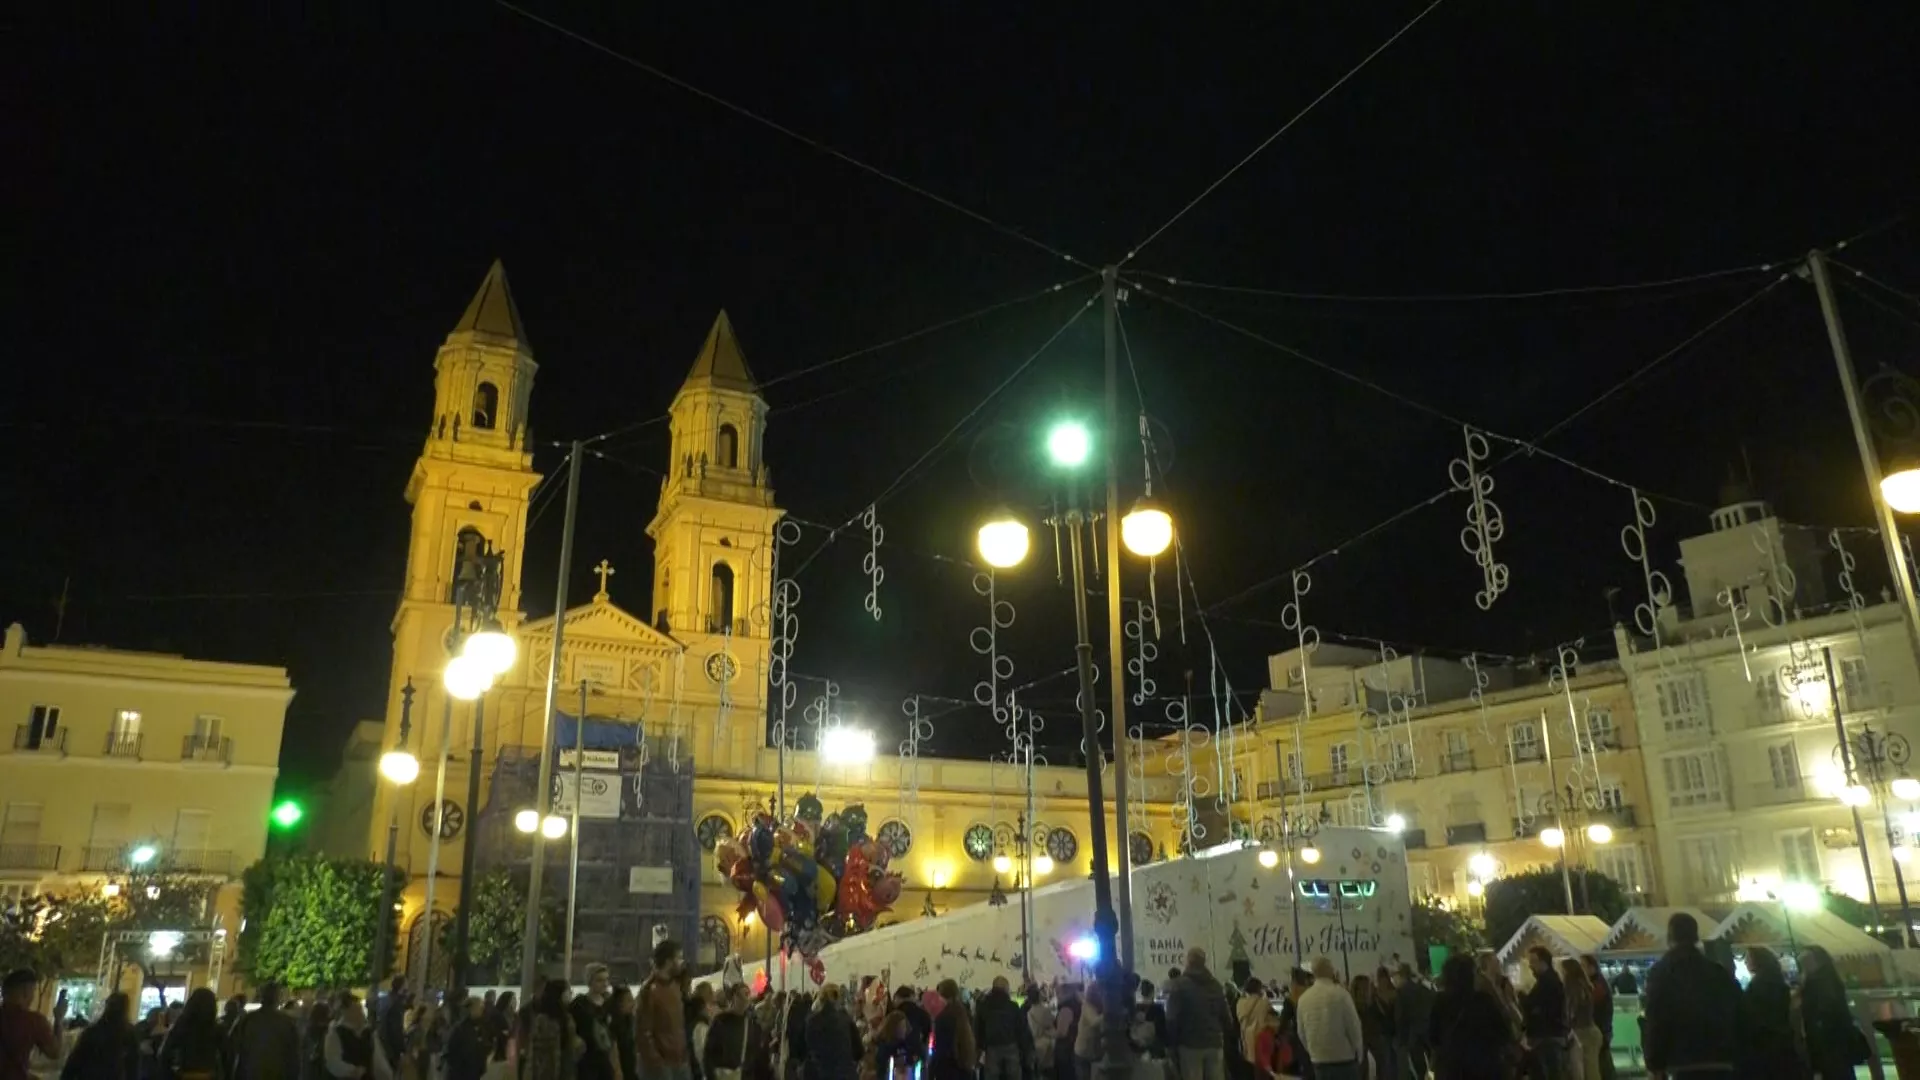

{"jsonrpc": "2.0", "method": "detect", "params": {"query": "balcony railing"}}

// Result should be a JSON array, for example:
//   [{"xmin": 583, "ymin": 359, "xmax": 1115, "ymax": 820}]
[
  {"xmin": 82, "ymin": 846, "xmax": 130, "ymax": 872},
  {"xmin": 1440, "ymin": 750, "xmax": 1474, "ymax": 774},
  {"xmin": 12, "ymin": 726, "xmax": 67, "ymax": 754},
  {"xmin": 181, "ymin": 735, "xmax": 232, "ymax": 764},
  {"xmin": 0, "ymin": 844, "xmax": 60, "ymax": 871},
  {"xmin": 104, "ymin": 733, "xmax": 143, "ymax": 759},
  {"xmin": 80, "ymin": 846, "xmax": 233, "ymax": 876},
  {"xmin": 166, "ymin": 849, "xmax": 233, "ymax": 875},
  {"xmin": 1511, "ymin": 744, "xmax": 1544, "ymax": 763},
  {"xmin": 1592, "ymin": 804, "xmax": 1638, "ymax": 829},
  {"xmin": 1445, "ymin": 822, "xmax": 1487, "ymax": 846}
]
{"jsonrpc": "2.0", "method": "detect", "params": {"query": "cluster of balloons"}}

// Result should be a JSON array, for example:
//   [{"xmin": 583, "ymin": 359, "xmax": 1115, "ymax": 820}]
[{"xmin": 717, "ymin": 800, "xmax": 904, "ymax": 952}]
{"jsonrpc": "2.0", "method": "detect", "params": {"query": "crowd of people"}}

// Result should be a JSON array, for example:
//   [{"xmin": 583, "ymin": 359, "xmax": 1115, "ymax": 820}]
[{"xmin": 0, "ymin": 918, "xmax": 1880, "ymax": 1080}]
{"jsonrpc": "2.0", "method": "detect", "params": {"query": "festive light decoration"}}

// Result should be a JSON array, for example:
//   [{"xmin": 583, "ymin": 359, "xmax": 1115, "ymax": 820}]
[
  {"xmin": 861, "ymin": 504, "xmax": 885, "ymax": 621},
  {"xmin": 1448, "ymin": 426, "xmax": 1509, "ymax": 610}
]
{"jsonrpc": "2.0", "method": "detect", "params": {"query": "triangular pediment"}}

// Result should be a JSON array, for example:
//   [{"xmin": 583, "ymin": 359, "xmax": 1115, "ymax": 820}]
[{"xmin": 520, "ymin": 598, "xmax": 681, "ymax": 654}]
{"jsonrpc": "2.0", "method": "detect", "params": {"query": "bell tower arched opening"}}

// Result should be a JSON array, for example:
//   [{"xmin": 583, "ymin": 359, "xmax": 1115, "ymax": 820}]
[{"xmin": 709, "ymin": 563, "xmax": 736, "ymax": 634}]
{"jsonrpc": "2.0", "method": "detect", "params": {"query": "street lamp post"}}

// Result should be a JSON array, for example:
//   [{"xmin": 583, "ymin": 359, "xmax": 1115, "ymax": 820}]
[
  {"xmin": 1832, "ymin": 703, "xmax": 1919, "ymax": 947},
  {"xmin": 372, "ymin": 681, "xmax": 421, "ymax": 1002},
  {"xmin": 448, "ymin": 538, "xmax": 509, "ymax": 987}
]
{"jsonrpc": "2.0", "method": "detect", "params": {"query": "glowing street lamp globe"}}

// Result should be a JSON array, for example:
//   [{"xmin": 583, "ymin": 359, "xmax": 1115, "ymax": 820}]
[
  {"xmin": 976, "ymin": 515, "xmax": 1031, "ymax": 570},
  {"xmin": 821, "ymin": 726, "xmax": 877, "ymax": 765},
  {"xmin": 1046, "ymin": 421, "xmax": 1092, "ymax": 469},
  {"xmin": 443, "ymin": 654, "xmax": 491, "ymax": 701},
  {"xmin": 1466, "ymin": 880, "xmax": 1485, "ymax": 898},
  {"xmin": 1539, "ymin": 827, "xmax": 1566, "ymax": 849},
  {"xmin": 129, "ymin": 844, "xmax": 159, "ymax": 867},
  {"xmin": 1884, "ymin": 465, "xmax": 1920, "ymax": 515},
  {"xmin": 462, "ymin": 621, "xmax": 517, "ymax": 677},
  {"xmin": 1893, "ymin": 776, "xmax": 1920, "ymax": 801},
  {"xmin": 1032, "ymin": 854, "xmax": 1055, "ymax": 875},
  {"xmin": 993, "ymin": 853, "xmax": 1013, "ymax": 875},
  {"xmin": 514, "ymin": 809, "xmax": 541, "ymax": 834},
  {"xmin": 1299, "ymin": 845, "xmax": 1322, "ymax": 865},
  {"xmin": 1841, "ymin": 783, "xmax": 1873, "ymax": 808},
  {"xmin": 1586, "ymin": 822, "xmax": 1615, "ymax": 845},
  {"xmin": 541, "ymin": 814, "xmax": 569, "ymax": 839},
  {"xmin": 380, "ymin": 749, "xmax": 421, "ymax": 785},
  {"xmin": 1120, "ymin": 499, "xmax": 1173, "ymax": 558},
  {"xmin": 1468, "ymin": 852, "xmax": 1498, "ymax": 879},
  {"xmin": 1256, "ymin": 848, "xmax": 1280, "ymax": 869},
  {"xmin": 1780, "ymin": 880, "xmax": 1823, "ymax": 913},
  {"xmin": 1384, "ymin": 813, "xmax": 1407, "ymax": 835}
]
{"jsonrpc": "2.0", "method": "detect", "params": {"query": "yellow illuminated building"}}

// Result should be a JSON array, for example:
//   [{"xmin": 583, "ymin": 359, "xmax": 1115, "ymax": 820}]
[
  {"xmin": 336, "ymin": 263, "xmax": 1175, "ymax": 981},
  {"xmin": 0, "ymin": 621, "xmax": 295, "ymax": 993},
  {"xmin": 1195, "ymin": 643, "xmax": 1658, "ymax": 908}
]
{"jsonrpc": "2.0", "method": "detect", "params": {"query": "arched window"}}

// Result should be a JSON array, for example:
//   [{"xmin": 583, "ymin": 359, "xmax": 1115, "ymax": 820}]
[
  {"xmin": 709, "ymin": 562, "xmax": 735, "ymax": 633},
  {"xmin": 716, "ymin": 424, "xmax": 739, "ymax": 469},
  {"xmin": 472, "ymin": 382, "xmax": 500, "ymax": 430}
]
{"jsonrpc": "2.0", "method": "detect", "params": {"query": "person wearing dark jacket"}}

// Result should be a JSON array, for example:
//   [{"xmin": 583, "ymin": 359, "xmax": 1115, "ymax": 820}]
[
  {"xmin": 64, "ymin": 993, "xmax": 139, "ymax": 1080},
  {"xmin": 1801, "ymin": 945, "xmax": 1865, "ymax": 1080},
  {"xmin": 232, "ymin": 986, "xmax": 302, "ymax": 1080},
  {"xmin": 893, "ymin": 988, "xmax": 933, "ymax": 1061},
  {"xmin": 1518, "ymin": 948, "xmax": 1569, "ymax": 1080},
  {"xmin": 701, "ymin": 987, "xmax": 749, "ymax": 1080},
  {"xmin": 1579, "ymin": 955, "xmax": 1615, "ymax": 1080},
  {"xmin": 928, "ymin": 981, "xmax": 976, "ymax": 1080},
  {"xmin": 1392, "ymin": 963, "xmax": 1435, "ymax": 1080},
  {"xmin": 608, "ymin": 988, "xmax": 637, "ymax": 1080},
  {"xmin": 1735, "ymin": 946, "xmax": 1803, "ymax": 1080},
  {"xmin": 1166, "ymin": 947, "xmax": 1229, "ymax": 1080},
  {"xmin": 441, "ymin": 998, "xmax": 488, "ymax": 1080},
  {"xmin": 375, "ymin": 981, "xmax": 408, "ymax": 1080},
  {"xmin": 802, "ymin": 986, "xmax": 860, "ymax": 1080},
  {"xmin": 974, "ymin": 978, "xmax": 1031, "ymax": 1080},
  {"xmin": 1427, "ymin": 956, "xmax": 1514, "ymax": 1080},
  {"xmin": 1641, "ymin": 912, "xmax": 1740, "ymax": 1078},
  {"xmin": 158, "ymin": 989, "xmax": 225, "ymax": 1080}
]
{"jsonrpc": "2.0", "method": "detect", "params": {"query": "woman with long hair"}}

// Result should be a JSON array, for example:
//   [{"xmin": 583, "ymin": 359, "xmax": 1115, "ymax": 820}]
[
  {"xmin": 1799, "ymin": 946, "xmax": 1865, "ymax": 1080},
  {"xmin": 927, "ymin": 981, "xmax": 975, "ymax": 1080},
  {"xmin": 803, "ymin": 985, "xmax": 860, "ymax": 1080},
  {"xmin": 302, "ymin": 1001, "xmax": 335, "ymax": 1080},
  {"xmin": 1430, "ymin": 955, "xmax": 1517, "ymax": 1080},
  {"xmin": 63, "ymin": 992, "xmax": 138, "ymax": 1080},
  {"xmin": 1559, "ymin": 959, "xmax": 1601, "ymax": 1080},
  {"xmin": 1351, "ymin": 975, "xmax": 1394, "ymax": 1080},
  {"xmin": 1738, "ymin": 947, "xmax": 1804, "ymax": 1079},
  {"xmin": 521, "ymin": 980, "xmax": 576, "ymax": 1080},
  {"xmin": 158, "ymin": 989, "xmax": 224, "ymax": 1080}
]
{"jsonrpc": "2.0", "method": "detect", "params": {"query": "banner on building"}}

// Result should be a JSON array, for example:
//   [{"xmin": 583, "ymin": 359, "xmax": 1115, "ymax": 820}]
[
  {"xmin": 628, "ymin": 866, "xmax": 674, "ymax": 894},
  {"xmin": 552, "ymin": 772, "xmax": 622, "ymax": 819}
]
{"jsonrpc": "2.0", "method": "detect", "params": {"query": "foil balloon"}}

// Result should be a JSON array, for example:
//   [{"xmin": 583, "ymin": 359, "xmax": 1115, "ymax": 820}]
[
  {"xmin": 749, "ymin": 818, "xmax": 776, "ymax": 867},
  {"xmin": 758, "ymin": 889, "xmax": 786, "ymax": 931}
]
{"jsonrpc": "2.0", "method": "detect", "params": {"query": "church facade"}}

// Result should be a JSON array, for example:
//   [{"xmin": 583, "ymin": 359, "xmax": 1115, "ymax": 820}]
[{"xmin": 338, "ymin": 263, "xmax": 1178, "ymax": 983}]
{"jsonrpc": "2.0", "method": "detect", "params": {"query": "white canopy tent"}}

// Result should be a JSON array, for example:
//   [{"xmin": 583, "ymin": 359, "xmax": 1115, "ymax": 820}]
[
  {"xmin": 1710, "ymin": 902, "xmax": 1896, "ymax": 986},
  {"xmin": 1598, "ymin": 907, "xmax": 1722, "ymax": 957},
  {"xmin": 1495, "ymin": 914, "xmax": 1613, "ymax": 970}
]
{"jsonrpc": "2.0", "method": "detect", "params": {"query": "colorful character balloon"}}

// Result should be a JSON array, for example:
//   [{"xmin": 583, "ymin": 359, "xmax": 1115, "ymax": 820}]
[{"xmin": 713, "ymin": 798, "xmax": 900, "ymax": 955}]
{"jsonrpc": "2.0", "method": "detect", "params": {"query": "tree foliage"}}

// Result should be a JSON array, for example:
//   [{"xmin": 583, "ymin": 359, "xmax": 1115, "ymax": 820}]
[
  {"xmin": 240, "ymin": 854, "xmax": 402, "ymax": 988},
  {"xmin": 445, "ymin": 870, "xmax": 562, "ymax": 984},
  {"xmin": 0, "ymin": 869, "xmax": 218, "ymax": 983},
  {"xmin": 1410, "ymin": 895, "xmax": 1485, "ymax": 967},
  {"xmin": 1482, "ymin": 867, "xmax": 1629, "ymax": 951}
]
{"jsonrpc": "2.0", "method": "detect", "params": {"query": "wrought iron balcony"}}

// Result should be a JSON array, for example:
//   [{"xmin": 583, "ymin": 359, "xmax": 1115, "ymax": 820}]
[
  {"xmin": 1444, "ymin": 822, "xmax": 1487, "ymax": 846},
  {"xmin": 12, "ymin": 726, "xmax": 66, "ymax": 754},
  {"xmin": 1440, "ymin": 750, "xmax": 1475, "ymax": 774},
  {"xmin": 0, "ymin": 844, "xmax": 60, "ymax": 870},
  {"xmin": 1401, "ymin": 829, "xmax": 1429, "ymax": 850},
  {"xmin": 181, "ymin": 735, "xmax": 232, "ymax": 764},
  {"xmin": 104, "ymin": 733, "xmax": 143, "ymax": 759}
]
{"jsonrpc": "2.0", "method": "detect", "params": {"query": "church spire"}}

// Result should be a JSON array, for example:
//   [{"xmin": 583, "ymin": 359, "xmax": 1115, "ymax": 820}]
[
  {"xmin": 683, "ymin": 310, "xmax": 756, "ymax": 392},
  {"xmin": 452, "ymin": 259, "xmax": 529, "ymax": 347}
]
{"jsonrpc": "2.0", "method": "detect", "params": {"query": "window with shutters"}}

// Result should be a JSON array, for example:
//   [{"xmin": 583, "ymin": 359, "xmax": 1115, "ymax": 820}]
[
  {"xmin": 1679, "ymin": 835, "xmax": 1737, "ymax": 896},
  {"xmin": 2, "ymin": 804, "xmax": 42, "ymax": 848},
  {"xmin": 1654, "ymin": 673, "xmax": 1709, "ymax": 734},
  {"xmin": 1842, "ymin": 656, "xmax": 1874, "ymax": 708},
  {"xmin": 1595, "ymin": 776, "xmax": 1626, "ymax": 809},
  {"xmin": 1663, "ymin": 751, "xmax": 1725, "ymax": 809},
  {"xmin": 1329, "ymin": 743, "xmax": 1350, "ymax": 782},
  {"xmin": 89, "ymin": 803, "xmax": 131, "ymax": 852},
  {"xmin": 1509, "ymin": 722, "xmax": 1541, "ymax": 762},
  {"xmin": 1767, "ymin": 742, "xmax": 1802, "ymax": 790},
  {"xmin": 1595, "ymin": 844, "xmax": 1647, "ymax": 896},
  {"xmin": 1778, "ymin": 829, "xmax": 1820, "ymax": 883},
  {"xmin": 174, "ymin": 810, "xmax": 213, "ymax": 858},
  {"xmin": 1585, "ymin": 708, "xmax": 1617, "ymax": 749}
]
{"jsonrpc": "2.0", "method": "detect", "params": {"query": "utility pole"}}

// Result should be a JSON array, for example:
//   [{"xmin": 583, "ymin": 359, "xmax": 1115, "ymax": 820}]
[
  {"xmin": 451, "ymin": 693, "xmax": 486, "ymax": 986},
  {"xmin": 417, "ymin": 695, "xmax": 453, "ymax": 991},
  {"xmin": 369, "ymin": 681, "xmax": 414, "ymax": 1003},
  {"xmin": 564, "ymin": 680, "xmax": 587, "ymax": 980},
  {"xmin": 1811, "ymin": 249, "xmax": 1920, "ymax": 670},
  {"xmin": 521, "ymin": 441, "xmax": 583, "ymax": 995},
  {"xmin": 1826, "ymin": 648, "xmax": 1888, "ymax": 930},
  {"xmin": 1540, "ymin": 710, "xmax": 1576, "ymax": 915},
  {"xmin": 1100, "ymin": 266, "xmax": 1137, "ymax": 976}
]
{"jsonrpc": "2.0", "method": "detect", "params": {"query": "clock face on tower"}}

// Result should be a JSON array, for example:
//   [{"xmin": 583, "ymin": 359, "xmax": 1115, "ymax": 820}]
[{"xmin": 705, "ymin": 651, "xmax": 739, "ymax": 683}]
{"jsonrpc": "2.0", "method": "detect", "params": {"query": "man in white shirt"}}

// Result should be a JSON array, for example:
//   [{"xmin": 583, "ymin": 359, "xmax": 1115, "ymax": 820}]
[{"xmin": 1294, "ymin": 958, "xmax": 1365, "ymax": 1080}]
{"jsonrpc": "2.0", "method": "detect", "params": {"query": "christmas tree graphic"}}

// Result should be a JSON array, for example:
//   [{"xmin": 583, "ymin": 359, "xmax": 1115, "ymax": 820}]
[{"xmin": 1228, "ymin": 920, "xmax": 1251, "ymax": 967}]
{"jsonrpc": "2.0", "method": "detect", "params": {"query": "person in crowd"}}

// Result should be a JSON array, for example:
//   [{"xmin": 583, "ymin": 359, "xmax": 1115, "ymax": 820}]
[
  {"xmin": 1023, "ymin": 985, "xmax": 1056, "ymax": 1080},
  {"xmin": 871, "ymin": 1011, "xmax": 917, "ymax": 1080},
  {"xmin": 1367, "ymin": 967, "xmax": 1399, "ymax": 1080},
  {"xmin": 608, "ymin": 987, "xmax": 637, "ymax": 1080},
  {"xmin": 324, "ymin": 995, "xmax": 378, "ymax": 1080},
  {"xmin": 1049, "ymin": 984, "xmax": 1080, "ymax": 1080},
  {"xmin": 1070, "ymin": 982, "xmax": 1105, "ymax": 1080},
  {"xmin": 158, "ymin": 988, "xmax": 225, "ymax": 1080},
  {"xmin": 1294, "ymin": 958, "xmax": 1363, "ymax": 1080},
  {"xmin": 1474, "ymin": 953, "xmax": 1521, "ymax": 1034},
  {"xmin": 301, "ymin": 1002, "xmax": 334, "ymax": 1080},
  {"xmin": 570, "ymin": 965, "xmax": 616, "ymax": 1080},
  {"xmin": 1518, "ymin": 948, "xmax": 1569, "ymax": 1080},
  {"xmin": 441, "ymin": 998, "xmax": 487, "ymax": 1080},
  {"xmin": 1246, "ymin": 1005, "xmax": 1284, "ymax": 1080},
  {"xmin": 376, "ymin": 980, "xmax": 409, "ymax": 1080},
  {"xmin": 1609, "ymin": 969, "xmax": 1638, "ymax": 998},
  {"xmin": 701, "ymin": 986, "xmax": 749, "ymax": 1080},
  {"xmin": 136, "ymin": 1006, "xmax": 169, "ymax": 1080},
  {"xmin": 1165, "ymin": 948, "xmax": 1227, "ymax": 1080},
  {"xmin": 684, "ymin": 984, "xmax": 714, "ymax": 1080},
  {"xmin": 2, "ymin": 970, "xmax": 65, "ymax": 1080},
  {"xmin": 63, "ymin": 992, "xmax": 137, "ymax": 1080},
  {"xmin": 892, "ymin": 987, "xmax": 931, "ymax": 1064},
  {"xmin": 1233, "ymin": 978, "xmax": 1266, "ymax": 1067},
  {"xmin": 1348, "ymin": 975, "xmax": 1392, "ymax": 1080},
  {"xmin": 1131, "ymin": 978, "xmax": 1168, "ymax": 1066},
  {"xmin": 1578, "ymin": 955, "xmax": 1614, "ymax": 1080},
  {"xmin": 639, "ymin": 942, "xmax": 691, "ymax": 1080},
  {"xmin": 1800, "ymin": 945, "xmax": 1866, "ymax": 1080},
  {"xmin": 926, "ymin": 981, "xmax": 975, "ymax": 1080},
  {"xmin": 1641, "ymin": 912, "xmax": 1740, "ymax": 1079},
  {"xmin": 1427, "ymin": 955, "xmax": 1515, "ymax": 1080},
  {"xmin": 521, "ymin": 980, "xmax": 575, "ymax": 1080},
  {"xmin": 804, "ymin": 985, "xmax": 861, "ymax": 1080},
  {"xmin": 218, "ymin": 998, "xmax": 247, "ymax": 1045},
  {"xmin": 1391, "ymin": 962, "xmax": 1434, "ymax": 1079},
  {"xmin": 780, "ymin": 993, "xmax": 811, "ymax": 1080},
  {"xmin": 487, "ymin": 992, "xmax": 516, "ymax": 1071},
  {"xmin": 1559, "ymin": 959, "xmax": 1601, "ymax": 1080},
  {"xmin": 1737, "ymin": 945, "xmax": 1803, "ymax": 1079},
  {"xmin": 974, "ymin": 977, "xmax": 1029, "ymax": 1080},
  {"xmin": 232, "ymin": 984, "xmax": 302, "ymax": 1080},
  {"xmin": 1273, "ymin": 969, "xmax": 1311, "ymax": 1080}
]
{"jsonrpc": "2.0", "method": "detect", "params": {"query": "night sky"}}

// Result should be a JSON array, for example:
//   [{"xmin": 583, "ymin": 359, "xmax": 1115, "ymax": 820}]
[{"xmin": 10, "ymin": 6, "xmax": 1920, "ymax": 797}]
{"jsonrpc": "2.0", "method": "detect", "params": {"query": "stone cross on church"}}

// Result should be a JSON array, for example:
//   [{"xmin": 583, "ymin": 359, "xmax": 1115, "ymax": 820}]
[{"xmin": 593, "ymin": 559, "xmax": 615, "ymax": 600}]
